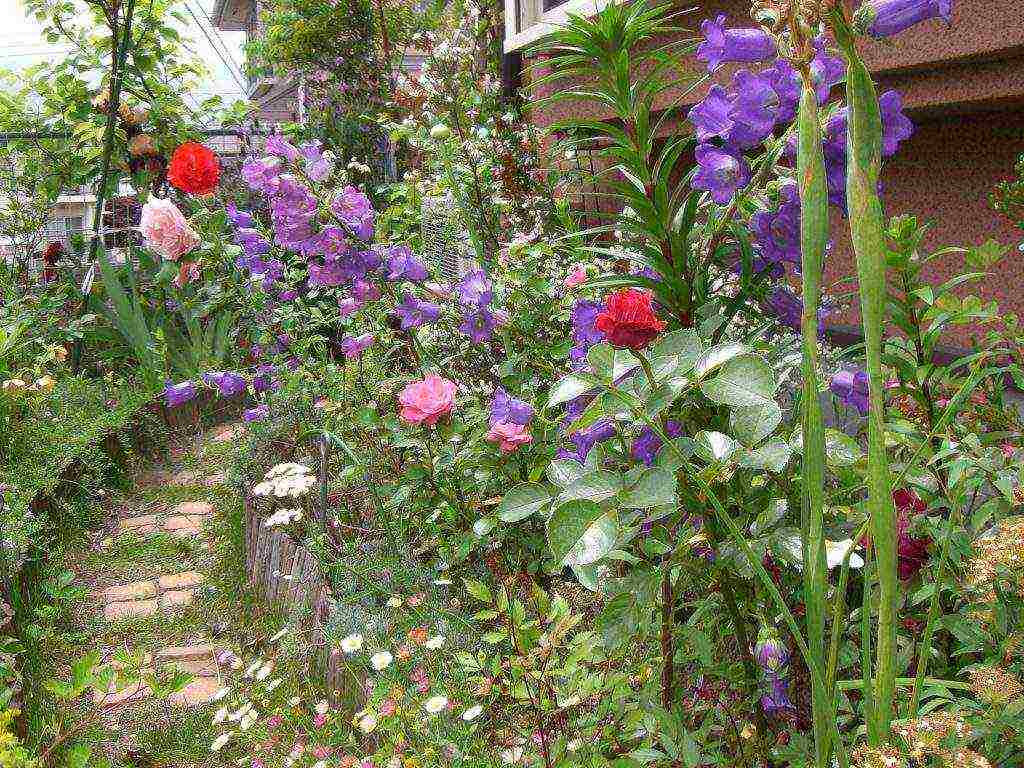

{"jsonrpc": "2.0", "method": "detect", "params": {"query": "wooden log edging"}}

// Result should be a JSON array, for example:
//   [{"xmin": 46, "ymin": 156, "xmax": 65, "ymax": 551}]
[{"xmin": 242, "ymin": 497, "xmax": 355, "ymax": 698}]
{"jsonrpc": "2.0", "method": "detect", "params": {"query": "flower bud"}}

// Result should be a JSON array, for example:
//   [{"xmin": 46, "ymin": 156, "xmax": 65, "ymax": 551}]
[
  {"xmin": 853, "ymin": 0, "xmax": 953, "ymax": 39},
  {"xmin": 429, "ymin": 123, "xmax": 451, "ymax": 139}
]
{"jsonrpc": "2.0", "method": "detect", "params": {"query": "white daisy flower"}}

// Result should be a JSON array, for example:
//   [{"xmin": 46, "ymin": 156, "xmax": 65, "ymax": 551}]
[
  {"xmin": 462, "ymin": 704, "xmax": 483, "ymax": 721},
  {"xmin": 370, "ymin": 651, "xmax": 393, "ymax": 670},
  {"xmin": 424, "ymin": 635, "xmax": 446, "ymax": 650},
  {"xmin": 210, "ymin": 732, "xmax": 231, "ymax": 751},
  {"xmin": 423, "ymin": 695, "xmax": 448, "ymax": 714},
  {"xmin": 341, "ymin": 633, "xmax": 363, "ymax": 653}
]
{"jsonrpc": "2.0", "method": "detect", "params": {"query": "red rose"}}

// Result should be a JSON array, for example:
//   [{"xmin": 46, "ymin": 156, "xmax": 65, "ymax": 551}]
[
  {"xmin": 167, "ymin": 142, "xmax": 220, "ymax": 195},
  {"xmin": 594, "ymin": 288, "xmax": 666, "ymax": 350}
]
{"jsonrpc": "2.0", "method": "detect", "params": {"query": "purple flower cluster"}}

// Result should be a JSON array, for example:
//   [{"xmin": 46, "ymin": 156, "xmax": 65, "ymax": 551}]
[
  {"xmin": 632, "ymin": 421, "xmax": 684, "ymax": 466},
  {"xmin": 569, "ymin": 299, "xmax": 606, "ymax": 370},
  {"xmin": 164, "ymin": 380, "xmax": 197, "ymax": 408},
  {"xmin": 763, "ymin": 285, "xmax": 830, "ymax": 336},
  {"xmin": 490, "ymin": 387, "xmax": 534, "ymax": 427},
  {"xmin": 750, "ymin": 183, "xmax": 801, "ymax": 273},
  {"xmin": 341, "ymin": 332, "xmax": 375, "ymax": 359},
  {"xmin": 830, "ymin": 367, "xmax": 870, "ymax": 415},
  {"xmin": 456, "ymin": 270, "xmax": 499, "ymax": 344},
  {"xmin": 395, "ymin": 292, "xmax": 441, "ymax": 329},
  {"xmin": 558, "ymin": 420, "xmax": 616, "ymax": 465},
  {"xmin": 202, "ymin": 370, "xmax": 247, "ymax": 397},
  {"xmin": 754, "ymin": 628, "xmax": 795, "ymax": 717}
]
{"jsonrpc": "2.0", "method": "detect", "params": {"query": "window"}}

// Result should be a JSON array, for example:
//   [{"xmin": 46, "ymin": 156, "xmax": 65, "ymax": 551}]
[
  {"xmin": 504, "ymin": 0, "xmax": 617, "ymax": 52},
  {"xmin": 42, "ymin": 216, "xmax": 84, "ymax": 243}
]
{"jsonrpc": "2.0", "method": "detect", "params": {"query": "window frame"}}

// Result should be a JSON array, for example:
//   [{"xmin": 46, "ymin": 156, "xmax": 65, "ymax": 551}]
[{"xmin": 504, "ymin": 0, "xmax": 618, "ymax": 52}]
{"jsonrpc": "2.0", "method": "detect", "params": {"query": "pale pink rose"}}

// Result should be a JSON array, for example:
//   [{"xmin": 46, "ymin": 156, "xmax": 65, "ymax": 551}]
[
  {"xmin": 140, "ymin": 197, "xmax": 200, "ymax": 261},
  {"xmin": 486, "ymin": 421, "xmax": 533, "ymax": 453},
  {"xmin": 398, "ymin": 374, "xmax": 457, "ymax": 425},
  {"xmin": 564, "ymin": 266, "xmax": 587, "ymax": 289}
]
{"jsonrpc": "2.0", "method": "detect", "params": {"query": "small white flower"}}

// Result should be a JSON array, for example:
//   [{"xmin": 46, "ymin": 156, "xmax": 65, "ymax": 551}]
[
  {"xmin": 254, "ymin": 661, "xmax": 274, "ymax": 681},
  {"xmin": 462, "ymin": 704, "xmax": 483, "ymax": 721},
  {"xmin": 212, "ymin": 686, "xmax": 231, "ymax": 702},
  {"xmin": 288, "ymin": 695, "xmax": 301, "ymax": 706},
  {"xmin": 357, "ymin": 712, "xmax": 378, "ymax": 733},
  {"xmin": 265, "ymin": 677, "xmax": 282, "ymax": 692},
  {"xmin": 210, "ymin": 732, "xmax": 232, "ymax": 752},
  {"xmin": 370, "ymin": 651, "xmax": 393, "ymax": 671},
  {"xmin": 501, "ymin": 747, "xmax": 523, "ymax": 764},
  {"xmin": 212, "ymin": 705, "xmax": 229, "ymax": 724},
  {"xmin": 341, "ymin": 633, "xmax": 363, "ymax": 653},
  {"xmin": 269, "ymin": 628, "xmax": 288, "ymax": 643},
  {"xmin": 825, "ymin": 539, "xmax": 865, "ymax": 569},
  {"xmin": 243, "ymin": 660, "xmax": 261, "ymax": 678},
  {"xmin": 424, "ymin": 635, "xmax": 446, "ymax": 650},
  {"xmin": 423, "ymin": 695, "xmax": 448, "ymax": 714},
  {"xmin": 386, "ymin": 596, "xmax": 403, "ymax": 608},
  {"xmin": 240, "ymin": 709, "xmax": 257, "ymax": 731},
  {"xmin": 315, "ymin": 699, "xmax": 330, "ymax": 715}
]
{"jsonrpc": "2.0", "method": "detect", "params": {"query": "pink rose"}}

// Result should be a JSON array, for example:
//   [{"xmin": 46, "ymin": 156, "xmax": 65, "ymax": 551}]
[
  {"xmin": 140, "ymin": 197, "xmax": 200, "ymax": 261},
  {"xmin": 564, "ymin": 267, "xmax": 587, "ymax": 289},
  {"xmin": 398, "ymin": 374, "xmax": 457, "ymax": 425},
  {"xmin": 486, "ymin": 421, "xmax": 533, "ymax": 453},
  {"xmin": 174, "ymin": 260, "xmax": 201, "ymax": 287},
  {"xmin": 380, "ymin": 698, "xmax": 397, "ymax": 716},
  {"xmin": 313, "ymin": 712, "xmax": 328, "ymax": 728},
  {"xmin": 1001, "ymin": 443, "xmax": 1016, "ymax": 459}
]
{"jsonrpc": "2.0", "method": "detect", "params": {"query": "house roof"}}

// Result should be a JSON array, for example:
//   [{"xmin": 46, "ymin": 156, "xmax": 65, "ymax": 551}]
[{"xmin": 211, "ymin": 0, "xmax": 254, "ymax": 31}]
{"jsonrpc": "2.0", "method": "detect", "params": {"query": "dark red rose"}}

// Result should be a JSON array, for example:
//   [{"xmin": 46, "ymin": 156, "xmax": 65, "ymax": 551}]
[
  {"xmin": 594, "ymin": 288, "xmax": 667, "ymax": 350},
  {"xmin": 897, "ymin": 510, "xmax": 930, "ymax": 580},
  {"xmin": 167, "ymin": 142, "xmax": 220, "ymax": 195},
  {"xmin": 893, "ymin": 488, "xmax": 927, "ymax": 515}
]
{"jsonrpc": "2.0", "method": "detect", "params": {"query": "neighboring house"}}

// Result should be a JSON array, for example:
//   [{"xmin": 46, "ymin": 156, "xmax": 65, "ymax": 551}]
[
  {"xmin": 504, "ymin": 0, "xmax": 1024, "ymax": 349},
  {"xmin": 211, "ymin": 0, "xmax": 304, "ymax": 126}
]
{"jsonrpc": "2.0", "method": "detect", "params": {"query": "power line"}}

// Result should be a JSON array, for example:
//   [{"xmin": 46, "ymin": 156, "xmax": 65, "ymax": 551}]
[{"xmin": 183, "ymin": 0, "xmax": 248, "ymax": 94}]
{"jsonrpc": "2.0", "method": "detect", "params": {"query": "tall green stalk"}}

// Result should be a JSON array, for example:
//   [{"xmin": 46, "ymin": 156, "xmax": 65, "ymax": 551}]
[
  {"xmin": 830, "ymin": 11, "xmax": 898, "ymax": 740},
  {"xmin": 796, "ymin": 69, "xmax": 831, "ymax": 768}
]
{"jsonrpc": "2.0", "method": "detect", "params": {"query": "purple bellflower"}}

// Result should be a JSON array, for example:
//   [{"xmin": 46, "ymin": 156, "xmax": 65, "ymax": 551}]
[
  {"xmin": 558, "ymin": 420, "xmax": 616, "ymax": 464},
  {"xmin": 854, "ymin": 0, "xmax": 953, "ymax": 39},
  {"xmin": 830, "ymin": 368, "xmax": 870, "ymax": 415},
  {"xmin": 395, "ymin": 292, "xmax": 441, "ymax": 329},
  {"xmin": 688, "ymin": 85, "xmax": 734, "ymax": 142},
  {"xmin": 631, "ymin": 421, "xmax": 684, "ymax": 466},
  {"xmin": 456, "ymin": 269, "xmax": 494, "ymax": 308},
  {"xmin": 490, "ymin": 388, "xmax": 535, "ymax": 427},
  {"xmin": 693, "ymin": 144, "xmax": 751, "ymax": 205},
  {"xmin": 341, "ymin": 333, "xmax": 374, "ymax": 359},
  {"xmin": 164, "ymin": 380, "xmax": 197, "ymax": 408},
  {"xmin": 570, "ymin": 299, "xmax": 606, "ymax": 369},
  {"xmin": 697, "ymin": 15, "xmax": 777, "ymax": 72},
  {"xmin": 202, "ymin": 371, "xmax": 247, "ymax": 397},
  {"xmin": 459, "ymin": 307, "xmax": 498, "ymax": 344},
  {"xmin": 386, "ymin": 245, "xmax": 430, "ymax": 282},
  {"xmin": 243, "ymin": 404, "xmax": 269, "ymax": 422}
]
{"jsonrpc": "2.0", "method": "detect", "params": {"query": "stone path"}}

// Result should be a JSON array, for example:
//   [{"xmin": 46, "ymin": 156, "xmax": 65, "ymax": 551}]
[{"xmin": 85, "ymin": 423, "xmax": 245, "ymax": 724}]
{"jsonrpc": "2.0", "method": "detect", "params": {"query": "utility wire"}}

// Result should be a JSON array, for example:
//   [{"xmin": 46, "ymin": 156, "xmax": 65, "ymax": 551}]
[{"xmin": 183, "ymin": 0, "xmax": 248, "ymax": 94}]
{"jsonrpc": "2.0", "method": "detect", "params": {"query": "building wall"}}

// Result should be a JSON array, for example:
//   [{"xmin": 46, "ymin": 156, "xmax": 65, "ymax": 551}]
[{"xmin": 520, "ymin": 0, "xmax": 1024, "ymax": 347}]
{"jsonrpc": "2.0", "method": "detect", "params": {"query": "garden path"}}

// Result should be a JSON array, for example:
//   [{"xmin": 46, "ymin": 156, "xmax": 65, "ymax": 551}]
[{"xmin": 77, "ymin": 421, "xmax": 247, "ymax": 762}]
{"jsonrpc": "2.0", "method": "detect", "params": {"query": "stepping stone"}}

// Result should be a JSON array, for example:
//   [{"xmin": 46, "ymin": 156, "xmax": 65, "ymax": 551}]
[
  {"xmin": 158, "ymin": 571, "xmax": 205, "ymax": 590},
  {"xmin": 157, "ymin": 644, "xmax": 216, "ymax": 662},
  {"xmin": 161, "ymin": 589, "xmax": 196, "ymax": 609},
  {"xmin": 137, "ymin": 469, "xmax": 173, "ymax": 488},
  {"xmin": 169, "ymin": 675, "xmax": 222, "ymax": 705},
  {"xmin": 119, "ymin": 515, "xmax": 158, "ymax": 535},
  {"xmin": 165, "ymin": 501, "xmax": 213, "ymax": 536},
  {"xmin": 105, "ymin": 599, "xmax": 158, "ymax": 620},
  {"xmin": 204, "ymin": 472, "xmax": 226, "ymax": 486},
  {"xmin": 158, "ymin": 644, "xmax": 218, "ymax": 676},
  {"xmin": 103, "ymin": 581, "xmax": 156, "ymax": 603},
  {"xmin": 212, "ymin": 424, "xmax": 245, "ymax": 443},
  {"xmin": 172, "ymin": 469, "xmax": 198, "ymax": 485}
]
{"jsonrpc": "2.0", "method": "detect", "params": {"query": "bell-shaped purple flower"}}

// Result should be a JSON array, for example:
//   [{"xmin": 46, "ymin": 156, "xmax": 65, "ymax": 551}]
[
  {"xmin": 809, "ymin": 38, "xmax": 845, "ymax": 104},
  {"xmin": 559, "ymin": 419, "xmax": 616, "ymax": 464},
  {"xmin": 490, "ymin": 387, "xmax": 535, "ymax": 427},
  {"xmin": 338, "ymin": 296, "xmax": 363, "ymax": 317},
  {"xmin": 386, "ymin": 245, "xmax": 429, "ymax": 282},
  {"xmin": 243, "ymin": 404, "xmax": 269, "ymax": 422},
  {"xmin": 456, "ymin": 269, "xmax": 493, "ymax": 308},
  {"xmin": 697, "ymin": 14, "xmax": 777, "ymax": 72},
  {"xmin": 764, "ymin": 286, "xmax": 830, "ymax": 336},
  {"xmin": 854, "ymin": 0, "xmax": 953, "ymax": 39},
  {"xmin": 226, "ymin": 203, "xmax": 254, "ymax": 228},
  {"xmin": 395, "ymin": 292, "xmax": 441, "ymax": 329},
  {"xmin": 459, "ymin": 306, "xmax": 498, "ymax": 344},
  {"xmin": 879, "ymin": 90, "xmax": 914, "ymax": 157},
  {"xmin": 202, "ymin": 371, "xmax": 247, "ymax": 397},
  {"xmin": 570, "ymin": 299, "xmax": 605, "ymax": 368},
  {"xmin": 631, "ymin": 421, "xmax": 684, "ymax": 466},
  {"xmin": 830, "ymin": 368, "xmax": 870, "ymax": 415},
  {"xmin": 341, "ymin": 333, "xmax": 374, "ymax": 359},
  {"xmin": 265, "ymin": 133, "xmax": 301, "ymax": 162},
  {"xmin": 351, "ymin": 279, "xmax": 380, "ymax": 302},
  {"xmin": 754, "ymin": 627, "xmax": 790, "ymax": 673},
  {"xmin": 750, "ymin": 183, "xmax": 802, "ymax": 270},
  {"xmin": 726, "ymin": 69, "xmax": 779, "ymax": 149},
  {"xmin": 761, "ymin": 673, "xmax": 795, "ymax": 716},
  {"xmin": 164, "ymin": 380, "xmax": 197, "ymax": 408},
  {"xmin": 331, "ymin": 185, "xmax": 374, "ymax": 241},
  {"xmin": 693, "ymin": 143, "xmax": 751, "ymax": 205},
  {"xmin": 763, "ymin": 58, "xmax": 801, "ymax": 123},
  {"xmin": 688, "ymin": 85, "xmax": 734, "ymax": 142}
]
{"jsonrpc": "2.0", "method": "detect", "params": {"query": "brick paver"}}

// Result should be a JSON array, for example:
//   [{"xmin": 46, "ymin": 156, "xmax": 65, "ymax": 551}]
[
  {"xmin": 169, "ymin": 676, "xmax": 222, "ymax": 705},
  {"xmin": 105, "ymin": 599, "xmax": 158, "ymax": 620},
  {"xmin": 103, "ymin": 581, "xmax": 156, "ymax": 603},
  {"xmin": 118, "ymin": 515, "xmax": 158, "ymax": 535},
  {"xmin": 158, "ymin": 571, "xmax": 204, "ymax": 590},
  {"xmin": 160, "ymin": 589, "xmax": 196, "ymax": 609}
]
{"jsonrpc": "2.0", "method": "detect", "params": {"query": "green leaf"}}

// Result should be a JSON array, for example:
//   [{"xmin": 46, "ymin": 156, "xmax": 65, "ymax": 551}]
[
  {"xmin": 548, "ymin": 374, "xmax": 593, "ymax": 407},
  {"xmin": 621, "ymin": 468, "xmax": 677, "ymax": 508},
  {"xmin": 587, "ymin": 342, "xmax": 615, "ymax": 380},
  {"xmin": 548, "ymin": 500, "xmax": 618, "ymax": 566},
  {"xmin": 750, "ymin": 499, "xmax": 788, "ymax": 536},
  {"xmin": 739, "ymin": 439, "xmax": 793, "ymax": 473},
  {"xmin": 496, "ymin": 483, "xmax": 553, "ymax": 522},
  {"xmin": 730, "ymin": 400, "xmax": 782, "ymax": 446},
  {"xmin": 694, "ymin": 431, "xmax": 739, "ymax": 463},
  {"xmin": 693, "ymin": 342, "xmax": 749, "ymax": 379},
  {"xmin": 825, "ymin": 429, "xmax": 864, "ymax": 467},
  {"xmin": 556, "ymin": 470, "xmax": 624, "ymax": 507},
  {"xmin": 464, "ymin": 579, "xmax": 493, "ymax": 603},
  {"xmin": 699, "ymin": 355, "xmax": 777, "ymax": 407},
  {"xmin": 546, "ymin": 459, "xmax": 587, "ymax": 488}
]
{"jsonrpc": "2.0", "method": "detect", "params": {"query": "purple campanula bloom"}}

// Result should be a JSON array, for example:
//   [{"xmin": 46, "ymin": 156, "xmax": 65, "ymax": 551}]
[
  {"xmin": 308, "ymin": 258, "xmax": 348, "ymax": 287},
  {"xmin": 854, "ymin": 0, "xmax": 953, "ymax": 39},
  {"xmin": 830, "ymin": 368, "xmax": 870, "ymax": 416},
  {"xmin": 761, "ymin": 674, "xmax": 795, "ymax": 716},
  {"xmin": 697, "ymin": 14, "xmax": 776, "ymax": 72},
  {"xmin": 631, "ymin": 421, "xmax": 684, "ymax": 466},
  {"xmin": 164, "ymin": 380, "xmax": 197, "ymax": 408},
  {"xmin": 299, "ymin": 141, "xmax": 334, "ymax": 182},
  {"xmin": 265, "ymin": 133, "xmax": 301, "ymax": 161},
  {"xmin": 331, "ymin": 185, "xmax": 374, "ymax": 241},
  {"xmin": 351, "ymin": 279, "xmax": 381, "ymax": 302},
  {"xmin": 386, "ymin": 245, "xmax": 430, "ymax": 282},
  {"xmin": 754, "ymin": 627, "xmax": 790, "ymax": 673},
  {"xmin": 458, "ymin": 307, "xmax": 498, "ymax": 344},
  {"xmin": 763, "ymin": 58, "xmax": 801, "ymax": 123},
  {"xmin": 558, "ymin": 419, "xmax": 616, "ymax": 464},
  {"xmin": 279, "ymin": 288, "xmax": 298, "ymax": 302},
  {"xmin": 241, "ymin": 156, "xmax": 282, "ymax": 194},
  {"xmin": 341, "ymin": 333, "xmax": 374, "ymax": 359},
  {"xmin": 764, "ymin": 285, "xmax": 830, "ymax": 336},
  {"xmin": 688, "ymin": 85, "xmax": 734, "ymax": 142},
  {"xmin": 251, "ymin": 364, "xmax": 278, "ymax": 394},
  {"xmin": 243, "ymin": 404, "xmax": 269, "ymax": 422},
  {"xmin": 570, "ymin": 299, "xmax": 605, "ymax": 368},
  {"xmin": 394, "ymin": 292, "xmax": 441, "ymax": 329},
  {"xmin": 490, "ymin": 387, "xmax": 534, "ymax": 427},
  {"xmin": 565, "ymin": 392, "xmax": 596, "ymax": 422},
  {"xmin": 226, "ymin": 203, "xmax": 254, "ymax": 228},
  {"xmin": 727, "ymin": 69, "xmax": 779, "ymax": 148},
  {"xmin": 456, "ymin": 269, "xmax": 493, "ymax": 308},
  {"xmin": 809, "ymin": 38, "xmax": 845, "ymax": 104},
  {"xmin": 750, "ymin": 183, "xmax": 802, "ymax": 271},
  {"xmin": 879, "ymin": 90, "xmax": 915, "ymax": 157},
  {"xmin": 235, "ymin": 228, "xmax": 271, "ymax": 259},
  {"xmin": 693, "ymin": 143, "xmax": 751, "ymax": 205},
  {"xmin": 202, "ymin": 371, "xmax": 247, "ymax": 397}
]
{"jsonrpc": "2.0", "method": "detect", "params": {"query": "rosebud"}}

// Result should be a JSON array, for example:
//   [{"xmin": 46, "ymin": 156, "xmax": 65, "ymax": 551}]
[{"xmin": 853, "ymin": 0, "xmax": 953, "ymax": 39}]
